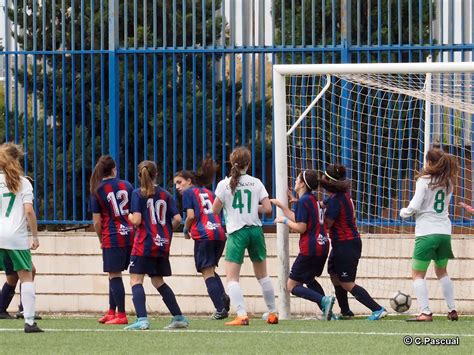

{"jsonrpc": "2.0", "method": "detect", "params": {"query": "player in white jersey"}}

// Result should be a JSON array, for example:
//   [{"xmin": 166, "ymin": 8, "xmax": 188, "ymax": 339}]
[
  {"xmin": 0, "ymin": 144, "xmax": 43, "ymax": 332},
  {"xmin": 212, "ymin": 146, "xmax": 277, "ymax": 326},
  {"xmin": 400, "ymin": 147, "xmax": 459, "ymax": 322}
]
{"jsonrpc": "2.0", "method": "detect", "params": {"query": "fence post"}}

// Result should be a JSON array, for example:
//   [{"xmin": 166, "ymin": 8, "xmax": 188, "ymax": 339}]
[
  {"xmin": 340, "ymin": 0, "xmax": 352, "ymax": 171},
  {"xmin": 108, "ymin": 0, "xmax": 120, "ymax": 170}
]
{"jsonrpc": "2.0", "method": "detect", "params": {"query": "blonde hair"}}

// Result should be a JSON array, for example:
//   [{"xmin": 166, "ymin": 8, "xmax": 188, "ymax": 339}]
[
  {"xmin": 0, "ymin": 144, "xmax": 24, "ymax": 193},
  {"xmin": 138, "ymin": 160, "xmax": 157, "ymax": 197},
  {"xmin": 418, "ymin": 148, "xmax": 458, "ymax": 190},
  {"xmin": 229, "ymin": 146, "xmax": 251, "ymax": 194}
]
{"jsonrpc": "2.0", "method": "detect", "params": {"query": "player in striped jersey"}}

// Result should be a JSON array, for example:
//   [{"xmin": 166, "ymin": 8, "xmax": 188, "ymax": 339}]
[
  {"xmin": 400, "ymin": 148, "xmax": 459, "ymax": 322},
  {"xmin": 125, "ymin": 161, "xmax": 188, "ymax": 330},
  {"xmin": 0, "ymin": 144, "xmax": 42, "ymax": 333},
  {"xmin": 272, "ymin": 170, "xmax": 335, "ymax": 320},
  {"xmin": 174, "ymin": 158, "xmax": 230, "ymax": 320},
  {"xmin": 321, "ymin": 164, "xmax": 387, "ymax": 320},
  {"xmin": 90, "ymin": 155, "xmax": 134, "ymax": 325}
]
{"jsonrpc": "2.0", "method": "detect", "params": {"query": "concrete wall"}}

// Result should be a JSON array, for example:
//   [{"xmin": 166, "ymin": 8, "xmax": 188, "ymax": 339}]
[{"xmin": 2, "ymin": 232, "xmax": 473, "ymax": 317}]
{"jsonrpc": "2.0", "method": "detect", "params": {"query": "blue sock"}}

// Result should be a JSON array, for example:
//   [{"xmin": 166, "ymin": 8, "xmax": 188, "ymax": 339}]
[
  {"xmin": 291, "ymin": 284, "xmax": 324, "ymax": 309},
  {"xmin": 306, "ymin": 280, "xmax": 325, "ymax": 296},
  {"xmin": 350, "ymin": 285, "xmax": 381, "ymax": 312},
  {"xmin": 0, "ymin": 282, "xmax": 16, "ymax": 312},
  {"xmin": 131, "ymin": 284, "xmax": 147, "ymax": 318},
  {"xmin": 109, "ymin": 279, "xmax": 117, "ymax": 311},
  {"xmin": 157, "ymin": 283, "xmax": 182, "ymax": 316},
  {"xmin": 334, "ymin": 285, "xmax": 350, "ymax": 314},
  {"xmin": 109, "ymin": 277, "xmax": 126, "ymax": 313},
  {"xmin": 214, "ymin": 273, "xmax": 225, "ymax": 294},
  {"xmin": 205, "ymin": 277, "xmax": 225, "ymax": 311}
]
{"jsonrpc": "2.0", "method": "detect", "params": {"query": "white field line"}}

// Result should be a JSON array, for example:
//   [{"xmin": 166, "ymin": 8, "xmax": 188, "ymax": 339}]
[{"xmin": 0, "ymin": 328, "xmax": 473, "ymax": 337}]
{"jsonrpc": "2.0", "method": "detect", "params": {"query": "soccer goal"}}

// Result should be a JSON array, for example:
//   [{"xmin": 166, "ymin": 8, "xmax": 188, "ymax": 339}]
[{"xmin": 273, "ymin": 60, "xmax": 474, "ymax": 319}]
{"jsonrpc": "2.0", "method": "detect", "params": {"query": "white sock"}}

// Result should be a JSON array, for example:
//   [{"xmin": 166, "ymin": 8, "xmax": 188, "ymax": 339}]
[
  {"xmin": 413, "ymin": 278, "xmax": 431, "ymax": 315},
  {"xmin": 258, "ymin": 276, "xmax": 276, "ymax": 313},
  {"xmin": 21, "ymin": 282, "xmax": 36, "ymax": 325},
  {"xmin": 439, "ymin": 276, "xmax": 456, "ymax": 312},
  {"xmin": 227, "ymin": 281, "xmax": 247, "ymax": 316}
]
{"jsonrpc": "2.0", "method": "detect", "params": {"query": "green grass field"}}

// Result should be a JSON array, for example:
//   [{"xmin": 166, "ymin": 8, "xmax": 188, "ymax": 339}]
[{"xmin": 1, "ymin": 315, "xmax": 473, "ymax": 354}]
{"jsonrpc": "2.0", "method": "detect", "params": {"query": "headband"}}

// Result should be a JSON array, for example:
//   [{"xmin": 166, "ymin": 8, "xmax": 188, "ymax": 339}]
[
  {"xmin": 324, "ymin": 170, "xmax": 339, "ymax": 182},
  {"xmin": 302, "ymin": 170, "xmax": 311, "ymax": 189}
]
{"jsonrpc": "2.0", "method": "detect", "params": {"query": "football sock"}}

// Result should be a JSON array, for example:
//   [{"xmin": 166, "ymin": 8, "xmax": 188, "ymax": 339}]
[
  {"xmin": 214, "ymin": 273, "xmax": 226, "ymax": 294},
  {"xmin": 334, "ymin": 285, "xmax": 351, "ymax": 314},
  {"xmin": 227, "ymin": 281, "xmax": 247, "ymax": 316},
  {"xmin": 157, "ymin": 284, "xmax": 182, "ymax": 316},
  {"xmin": 413, "ymin": 278, "xmax": 431, "ymax": 314},
  {"xmin": 109, "ymin": 279, "xmax": 117, "ymax": 312},
  {"xmin": 0, "ymin": 282, "xmax": 16, "ymax": 312},
  {"xmin": 205, "ymin": 277, "xmax": 225, "ymax": 311},
  {"xmin": 20, "ymin": 282, "xmax": 35, "ymax": 326},
  {"xmin": 291, "ymin": 285, "xmax": 323, "ymax": 308},
  {"xmin": 306, "ymin": 279, "xmax": 325, "ymax": 296},
  {"xmin": 110, "ymin": 277, "xmax": 126, "ymax": 313},
  {"xmin": 350, "ymin": 284, "xmax": 381, "ymax": 312},
  {"xmin": 439, "ymin": 276, "xmax": 456, "ymax": 312},
  {"xmin": 258, "ymin": 276, "xmax": 277, "ymax": 313},
  {"xmin": 131, "ymin": 284, "xmax": 147, "ymax": 318}
]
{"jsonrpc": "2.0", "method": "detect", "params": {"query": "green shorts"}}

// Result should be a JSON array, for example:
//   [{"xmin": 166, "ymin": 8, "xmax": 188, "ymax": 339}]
[
  {"xmin": 412, "ymin": 234, "xmax": 454, "ymax": 271},
  {"xmin": 225, "ymin": 226, "xmax": 267, "ymax": 264},
  {"xmin": 0, "ymin": 249, "xmax": 33, "ymax": 272}
]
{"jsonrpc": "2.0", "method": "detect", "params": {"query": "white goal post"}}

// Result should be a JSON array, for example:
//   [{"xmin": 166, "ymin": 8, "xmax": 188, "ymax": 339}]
[{"xmin": 273, "ymin": 61, "xmax": 474, "ymax": 319}]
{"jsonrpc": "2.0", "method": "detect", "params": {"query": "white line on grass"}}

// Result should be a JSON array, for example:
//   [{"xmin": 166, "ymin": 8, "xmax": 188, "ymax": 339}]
[{"xmin": 1, "ymin": 328, "xmax": 473, "ymax": 337}]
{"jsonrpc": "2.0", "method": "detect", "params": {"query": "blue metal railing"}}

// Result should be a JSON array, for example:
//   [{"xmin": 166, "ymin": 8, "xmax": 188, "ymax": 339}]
[{"xmin": 0, "ymin": 0, "xmax": 473, "ymax": 227}]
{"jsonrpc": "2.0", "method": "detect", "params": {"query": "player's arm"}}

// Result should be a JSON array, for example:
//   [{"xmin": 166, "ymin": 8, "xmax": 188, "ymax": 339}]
[
  {"xmin": 92, "ymin": 213, "xmax": 102, "ymax": 241},
  {"xmin": 128, "ymin": 212, "xmax": 142, "ymax": 226},
  {"xmin": 183, "ymin": 209, "xmax": 195, "ymax": 239},
  {"xmin": 400, "ymin": 179, "xmax": 427, "ymax": 218},
  {"xmin": 270, "ymin": 198, "xmax": 295, "ymax": 220},
  {"xmin": 459, "ymin": 202, "xmax": 474, "ymax": 215},
  {"xmin": 24, "ymin": 203, "xmax": 39, "ymax": 250},
  {"xmin": 212, "ymin": 197, "xmax": 223, "ymax": 215},
  {"xmin": 258, "ymin": 197, "xmax": 272, "ymax": 215},
  {"xmin": 275, "ymin": 216, "xmax": 307, "ymax": 233},
  {"xmin": 172, "ymin": 213, "xmax": 182, "ymax": 231}
]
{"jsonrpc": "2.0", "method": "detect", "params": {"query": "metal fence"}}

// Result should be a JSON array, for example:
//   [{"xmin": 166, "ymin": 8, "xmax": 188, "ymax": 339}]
[{"xmin": 1, "ymin": 0, "xmax": 473, "ymax": 225}]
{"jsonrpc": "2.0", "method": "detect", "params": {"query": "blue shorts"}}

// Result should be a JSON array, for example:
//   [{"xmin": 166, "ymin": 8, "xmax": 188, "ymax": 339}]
[
  {"xmin": 327, "ymin": 238, "xmax": 361, "ymax": 283},
  {"xmin": 3, "ymin": 254, "xmax": 16, "ymax": 276},
  {"xmin": 102, "ymin": 247, "xmax": 132, "ymax": 273},
  {"xmin": 129, "ymin": 255, "xmax": 172, "ymax": 277},
  {"xmin": 289, "ymin": 253, "xmax": 328, "ymax": 284},
  {"xmin": 194, "ymin": 240, "xmax": 225, "ymax": 273}
]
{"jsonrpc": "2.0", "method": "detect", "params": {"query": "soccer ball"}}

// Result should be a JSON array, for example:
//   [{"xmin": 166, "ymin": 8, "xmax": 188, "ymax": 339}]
[{"xmin": 390, "ymin": 291, "xmax": 412, "ymax": 313}]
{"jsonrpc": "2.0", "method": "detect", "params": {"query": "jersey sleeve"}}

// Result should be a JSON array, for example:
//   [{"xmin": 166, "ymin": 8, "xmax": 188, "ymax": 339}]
[
  {"xmin": 182, "ymin": 189, "xmax": 194, "ymax": 211},
  {"xmin": 130, "ymin": 189, "xmax": 142, "ymax": 213},
  {"xmin": 295, "ymin": 198, "xmax": 309, "ymax": 223},
  {"xmin": 324, "ymin": 196, "xmax": 341, "ymax": 221},
  {"xmin": 20, "ymin": 178, "xmax": 34, "ymax": 204},
  {"xmin": 258, "ymin": 179, "xmax": 269, "ymax": 202},
  {"xmin": 406, "ymin": 178, "xmax": 428, "ymax": 213},
  {"xmin": 89, "ymin": 193, "xmax": 101, "ymax": 213},
  {"xmin": 214, "ymin": 180, "xmax": 226, "ymax": 202}
]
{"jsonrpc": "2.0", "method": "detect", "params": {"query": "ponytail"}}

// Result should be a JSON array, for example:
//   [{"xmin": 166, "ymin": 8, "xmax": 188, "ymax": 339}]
[
  {"xmin": 90, "ymin": 155, "xmax": 116, "ymax": 193},
  {"xmin": 229, "ymin": 146, "xmax": 251, "ymax": 194},
  {"xmin": 138, "ymin": 161, "xmax": 157, "ymax": 197},
  {"xmin": 0, "ymin": 145, "xmax": 23, "ymax": 193}
]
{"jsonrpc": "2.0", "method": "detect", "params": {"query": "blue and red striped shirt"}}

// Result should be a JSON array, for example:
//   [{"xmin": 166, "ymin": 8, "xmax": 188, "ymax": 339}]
[
  {"xmin": 324, "ymin": 192, "xmax": 360, "ymax": 243},
  {"xmin": 130, "ymin": 186, "xmax": 179, "ymax": 257},
  {"xmin": 182, "ymin": 187, "xmax": 226, "ymax": 241},
  {"xmin": 295, "ymin": 192, "xmax": 329, "ymax": 256},
  {"xmin": 89, "ymin": 178, "xmax": 134, "ymax": 249}
]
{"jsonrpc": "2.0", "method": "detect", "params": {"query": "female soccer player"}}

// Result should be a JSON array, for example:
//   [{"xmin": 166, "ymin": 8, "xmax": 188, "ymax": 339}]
[
  {"xmin": 174, "ymin": 158, "xmax": 230, "ymax": 320},
  {"xmin": 271, "ymin": 170, "xmax": 335, "ymax": 320},
  {"xmin": 90, "ymin": 155, "xmax": 134, "ymax": 325},
  {"xmin": 0, "ymin": 145, "xmax": 43, "ymax": 333},
  {"xmin": 125, "ymin": 160, "xmax": 188, "ymax": 330},
  {"xmin": 212, "ymin": 146, "xmax": 278, "ymax": 326},
  {"xmin": 400, "ymin": 148, "xmax": 459, "ymax": 321},
  {"xmin": 320, "ymin": 164, "xmax": 386, "ymax": 320}
]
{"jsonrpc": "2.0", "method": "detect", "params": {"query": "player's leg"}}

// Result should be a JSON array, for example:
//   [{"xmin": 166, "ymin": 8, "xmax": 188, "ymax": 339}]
[
  {"xmin": 125, "ymin": 255, "xmax": 149, "ymax": 330},
  {"xmin": 248, "ymin": 226, "xmax": 277, "ymax": 324},
  {"xmin": 0, "ymin": 254, "xmax": 19, "ymax": 319},
  {"xmin": 224, "ymin": 228, "xmax": 249, "ymax": 325},
  {"xmin": 328, "ymin": 249, "xmax": 353, "ymax": 318},
  {"xmin": 104, "ymin": 247, "xmax": 130, "ymax": 324},
  {"xmin": 433, "ymin": 234, "xmax": 456, "ymax": 320}
]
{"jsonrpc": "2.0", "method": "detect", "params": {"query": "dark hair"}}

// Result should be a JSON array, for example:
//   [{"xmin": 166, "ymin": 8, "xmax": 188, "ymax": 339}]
[
  {"xmin": 229, "ymin": 146, "xmax": 251, "ymax": 194},
  {"xmin": 299, "ymin": 170, "xmax": 319, "ymax": 191},
  {"xmin": 90, "ymin": 155, "xmax": 116, "ymax": 193},
  {"xmin": 174, "ymin": 157, "xmax": 219, "ymax": 187},
  {"xmin": 319, "ymin": 164, "xmax": 351, "ymax": 193},
  {"xmin": 0, "ymin": 144, "xmax": 24, "ymax": 193},
  {"xmin": 138, "ymin": 160, "xmax": 157, "ymax": 197},
  {"xmin": 418, "ymin": 148, "xmax": 458, "ymax": 190}
]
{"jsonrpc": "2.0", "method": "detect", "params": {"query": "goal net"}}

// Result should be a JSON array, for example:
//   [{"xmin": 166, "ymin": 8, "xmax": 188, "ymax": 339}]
[{"xmin": 273, "ymin": 62, "xmax": 474, "ymax": 318}]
